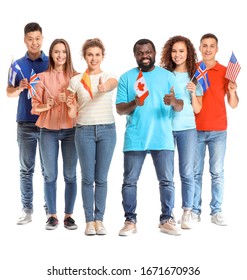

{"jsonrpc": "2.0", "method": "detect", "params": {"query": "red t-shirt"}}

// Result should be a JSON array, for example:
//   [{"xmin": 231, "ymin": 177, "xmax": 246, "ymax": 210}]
[{"xmin": 195, "ymin": 61, "xmax": 229, "ymax": 131}]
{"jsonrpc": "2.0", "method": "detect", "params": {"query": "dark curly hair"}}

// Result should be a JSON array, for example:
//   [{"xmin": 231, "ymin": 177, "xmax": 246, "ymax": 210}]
[{"xmin": 160, "ymin": 35, "xmax": 198, "ymax": 82}]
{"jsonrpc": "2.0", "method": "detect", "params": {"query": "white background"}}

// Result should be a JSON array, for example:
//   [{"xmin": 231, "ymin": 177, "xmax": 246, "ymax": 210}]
[{"xmin": 0, "ymin": 1, "xmax": 246, "ymax": 279}]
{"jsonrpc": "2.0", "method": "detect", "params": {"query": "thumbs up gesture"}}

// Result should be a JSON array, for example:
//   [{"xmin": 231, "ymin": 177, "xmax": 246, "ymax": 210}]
[
  {"xmin": 97, "ymin": 76, "xmax": 107, "ymax": 93},
  {"xmin": 164, "ymin": 86, "xmax": 176, "ymax": 106}
]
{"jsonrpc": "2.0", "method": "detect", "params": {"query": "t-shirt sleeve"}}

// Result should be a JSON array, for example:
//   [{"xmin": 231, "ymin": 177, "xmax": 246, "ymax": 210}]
[{"xmin": 116, "ymin": 74, "xmax": 128, "ymax": 104}]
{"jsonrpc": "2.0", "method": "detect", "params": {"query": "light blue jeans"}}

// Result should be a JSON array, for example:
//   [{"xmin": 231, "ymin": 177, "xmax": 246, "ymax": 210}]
[
  {"xmin": 17, "ymin": 122, "xmax": 44, "ymax": 214},
  {"xmin": 173, "ymin": 128, "xmax": 197, "ymax": 210},
  {"xmin": 75, "ymin": 123, "xmax": 116, "ymax": 222},
  {"xmin": 122, "ymin": 150, "xmax": 175, "ymax": 223},
  {"xmin": 193, "ymin": 130, "xmax": 227, "ymax": 215},
  {"xmin": 40, "ymin": 128, "xmax": 78, "ymax": 215}
]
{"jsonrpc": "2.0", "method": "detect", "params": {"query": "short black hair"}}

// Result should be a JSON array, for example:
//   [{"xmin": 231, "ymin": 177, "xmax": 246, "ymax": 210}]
[
  {"xmin": 133, "ymin": 39, "xmax": 156, "ymax": 53},
  {"xmin": 24, "ymin": 22, "xmax": 42, "ymax": 35}
]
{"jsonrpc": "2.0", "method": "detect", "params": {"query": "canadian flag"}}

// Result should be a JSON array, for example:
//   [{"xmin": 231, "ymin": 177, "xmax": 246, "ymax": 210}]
[{"xmin": 134, "ymin": 70, "xmax": 149, "ymax": 102}]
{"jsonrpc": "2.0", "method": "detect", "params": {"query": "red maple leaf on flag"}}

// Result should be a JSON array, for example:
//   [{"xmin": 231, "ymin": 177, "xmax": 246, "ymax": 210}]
[{"xmin": 137, "ymin": 82, "xmax": 145, "ymax": 91}]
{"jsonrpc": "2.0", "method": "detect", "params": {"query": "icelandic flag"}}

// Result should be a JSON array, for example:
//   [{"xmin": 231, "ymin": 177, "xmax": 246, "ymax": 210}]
[
  {"xmin": 134, "ymin": 70, "xmax": 149, "ymax": 102},
  {"xmin": 194, "ymin": 61, "xmax": 210, "ymax": 93},
  {"xmin": 225, "ymin": 52, "xmax": 241, "ymax": 82},
  {"xmin": 81, "ymin": 69, "xmax": 93, "ymax": 99},
  {"xmin": 27, "ymin": 69, "xmax": 40, "ymax": 99},
  {"xmin": 8, "ymin": 60, "xmax": 21, "ymax": 86}
]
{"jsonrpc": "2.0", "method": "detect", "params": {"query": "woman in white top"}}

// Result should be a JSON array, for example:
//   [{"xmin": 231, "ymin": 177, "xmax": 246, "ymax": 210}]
[{"xmin": 67, "ymin": 38, "xmax": 117, "ymax": 235}]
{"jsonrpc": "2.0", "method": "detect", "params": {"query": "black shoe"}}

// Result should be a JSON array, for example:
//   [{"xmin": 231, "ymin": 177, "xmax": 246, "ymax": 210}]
[
  {"xmin": 45, "ymin": 216, "xmax": 59, "ymax": 230},
  {"xmin": 64, "ymin": 216, "xmax": 78, "ymax": 230}
]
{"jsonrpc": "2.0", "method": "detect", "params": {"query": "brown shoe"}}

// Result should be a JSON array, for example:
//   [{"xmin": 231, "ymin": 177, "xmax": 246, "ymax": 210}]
[
  {"xmin": 159, "ymin": 218, "xmax": 181, "ymax": 235},
  {"xmin": 119, "ymin": 221, "xmax": 137, "ymax": 236}
]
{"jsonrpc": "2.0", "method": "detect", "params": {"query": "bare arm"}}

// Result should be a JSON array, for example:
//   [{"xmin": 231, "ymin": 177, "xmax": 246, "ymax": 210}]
[
  {"xmin": 191, "ymin": 93, "xmax": 202, "ymax": 114},
  {"xmin": 98, "ymin": 77, "xmax": 118, "ymax": 93},
  {"xmin": 227, "ymin": 81, "xmax": 239, "ymax": 109},
  {"xmin": 116, "ymin": 100, "xmax": 137, "ymax": 115},
  {"xmin": 67, "ymin": 93, "xmax": 78, "ymax": 118},
  {"xmin": 6, "ymin": 78, "xmax": 29, "ymax": 97}
]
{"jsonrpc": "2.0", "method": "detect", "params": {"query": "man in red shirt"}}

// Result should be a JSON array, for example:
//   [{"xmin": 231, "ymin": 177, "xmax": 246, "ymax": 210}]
[{"xmin": 192, "ymin": 33, "xmax": 239, "ymax": 226}]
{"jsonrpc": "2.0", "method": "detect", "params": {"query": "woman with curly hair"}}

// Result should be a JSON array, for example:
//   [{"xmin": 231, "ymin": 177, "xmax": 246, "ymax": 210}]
[{"xmin": 160, "ymin": 35, "xmax": 203, "ymax": 229}]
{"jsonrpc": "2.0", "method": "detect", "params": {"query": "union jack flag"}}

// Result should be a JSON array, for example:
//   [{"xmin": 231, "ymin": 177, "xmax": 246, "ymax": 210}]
[
  {"xmin": 27, "ymin": 69, "xmax": 40, "ymax": 99},
  {"xmin": 194, "ymin": 61, "xmax": 210, "ymax": 93}
]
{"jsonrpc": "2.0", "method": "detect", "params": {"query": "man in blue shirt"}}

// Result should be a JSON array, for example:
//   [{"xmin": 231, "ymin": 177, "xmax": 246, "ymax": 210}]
[
  {"xmin": 7, "ymin": 22, "xmax": 49, "ymax": 225},
  {"xmin": 116, "ymin": 39, "xmax": 183, "ymax": 236}
]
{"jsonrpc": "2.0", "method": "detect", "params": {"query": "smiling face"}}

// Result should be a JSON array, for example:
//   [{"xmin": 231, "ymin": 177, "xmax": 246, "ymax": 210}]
[
  {"xmin": 134, "ymin": 43, "xmax": 156, "ymax": 72},
  {"xmin": 24, "ymin": 30, "xmax": 43, "ymax": 60},
  {"xmin": 199, "ymin": 37, "xmax": 218, "ymax": 63},
  {"xmin": 171, "ymin": 41, "xmax": 188, "ymax": 70},
  {"xmin": 51, "ymin": 43, "xmax": 67, "ymax": 69},
  {"xmin": 84, "ymin": 47, "xmax": 103, "ymax": 73}
]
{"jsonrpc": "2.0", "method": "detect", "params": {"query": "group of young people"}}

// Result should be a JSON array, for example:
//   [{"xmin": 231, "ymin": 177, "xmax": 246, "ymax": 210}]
[{"xmin": 7, "ymin": 22, "xmax": 239, "ymax": 236}]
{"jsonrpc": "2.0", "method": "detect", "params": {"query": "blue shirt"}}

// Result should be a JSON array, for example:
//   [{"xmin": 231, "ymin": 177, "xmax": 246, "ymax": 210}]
[
  {"xmin": 8, "ymin": 51, "xmax": 49, "ymax": 122},
  {"xmin": 172, "ymin": 71, "xmax": 203, "ymax": 131},
  {"xmin": 116, "ymin": 66, "xmax": 183, "ymax": 151}
]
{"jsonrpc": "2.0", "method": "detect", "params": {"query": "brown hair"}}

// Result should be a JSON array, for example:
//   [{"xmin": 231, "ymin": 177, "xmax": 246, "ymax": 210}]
[
  {"xmin": 160, "ymin": 35, "xmax": 198, "ymax": 81},
  {"xmin": 81, "ymin": 38, "xmax": 105, "ymax": 58},
  {"xmin": 48, "ymin": 38, "xmax": 76, "ymax": 77}
]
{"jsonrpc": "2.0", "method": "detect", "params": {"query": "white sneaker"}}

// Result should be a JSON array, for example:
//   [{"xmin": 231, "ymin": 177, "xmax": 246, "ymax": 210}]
[
  {"xmin": 17, "ymin": 212, "xmax": 32, "ymax": 225},
  {"xmin": 181, "ymin": 212, "xmax": 192, "ymax": 229},
  {"xmin": 95, "ymin": 220, "xmax": 107, "ymax": 235},
  {"xmin": 191, "ymin": 211, "xmax": 201, "ymax": 222},
  {"xmin": 211, "ymin": 212, "xmax": 227, "ymax": 226},
  {"xmin": 85, "ymin": 222, "xmax": 96, "ymax": 235}
]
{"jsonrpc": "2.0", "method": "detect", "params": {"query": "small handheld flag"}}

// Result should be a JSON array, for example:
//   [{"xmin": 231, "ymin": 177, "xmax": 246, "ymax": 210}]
[
  {"xmin": 27, "ymin": 69, "xmax": 40, "ymax": 99},
  {"xmin": 81, "ymin": 69, "xmax": 93, "ymax": 99},
  {"xmin": 8, "ymin": 60, "xmax": 21, "ymax": 86},
  {"xmin": 225, "ymin": 52, "xmax": 241, "ymax": 82},
  {"xmin": 134, "ymin": 70, "xmax": 149, "ymax": 102},
  {"xmin": 194, "ymin": 61, "xmax": 210, "ymax": 93}
]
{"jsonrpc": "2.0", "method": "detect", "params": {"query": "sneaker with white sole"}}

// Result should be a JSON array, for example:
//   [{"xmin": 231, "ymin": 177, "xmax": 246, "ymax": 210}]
[
  {"xmin": 64, "ymin": 216, "xmax": 78, "ymax": 230},
  {"xmin": 211, "ymin": 212, "xmax": 227, "ymax": 226},
  {"xmin": 45, "ymin": 216, "xmax": 59, "ymax": 230},
  {"xmin": 159, "ymin": 218, "xmax": 181, "ymax": 235},
  {"xmin": 17, "ymin": 212, "xmax": 32, "ymax": 225},
  {"xmin": 85, "ymin": 222, "xmax": 96, "ymax": 235},
  {"xmin": 191, "ymin": 211, "xmax": 201, "ymax": 222},
  {"xmin": 119, "ymin": 221, "xmax": 137, "ymax": 236},
  {"xmin": 181, "ymin": 212, "xmax": 192, "ymax": 229},
  {"xmin": 95, "ymin": 220, "xmax": 107, "ymax": 235}
]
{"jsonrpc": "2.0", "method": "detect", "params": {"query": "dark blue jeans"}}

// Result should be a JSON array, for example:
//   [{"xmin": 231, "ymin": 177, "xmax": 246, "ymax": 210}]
[
  {"xmin": 122, "ymin": 150, "xmax": 175, "ymax": 223},
  {"xmin": 17, "ymin": 122, "xmax": 43, "ymax": 213}
]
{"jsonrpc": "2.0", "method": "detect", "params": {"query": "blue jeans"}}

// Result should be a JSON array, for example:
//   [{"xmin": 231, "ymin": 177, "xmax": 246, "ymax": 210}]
[
  {"xmin": 122, "ymin": 150, "xmax": 175, "ymax": 223},
  {"xmin": 193, "ymin": 130, "xmax": 227, "ymax": 215},
  {"xmin": 17, "ymin": 122, "xmax": 44, "ymax": 214},
  {"xmin": 173, "ymin": 129, "xmax": 197, "ymax": 210},
  {"xmin": 40, "ymin": 128, "xmax": 78, "ymax": 215},
  {"xmin": 75, "ymin": 124, "xmax": 116, "ymax": 222}
]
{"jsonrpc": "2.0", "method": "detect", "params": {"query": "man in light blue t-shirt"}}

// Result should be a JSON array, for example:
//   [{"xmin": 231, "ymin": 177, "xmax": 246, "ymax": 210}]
[{"xmin": 116, "ymin": 39, "xmax": 184, "ymax": 236}]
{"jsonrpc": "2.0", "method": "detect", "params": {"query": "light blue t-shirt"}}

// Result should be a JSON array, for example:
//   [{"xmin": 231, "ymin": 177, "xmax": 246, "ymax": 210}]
[
  {"xmin": 172, "ymin": 71, "xmax": 203, "ymax": 131},
  {"xmin": 116, "ymin": 66, "xmax": 183, "ymax": 152}
]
